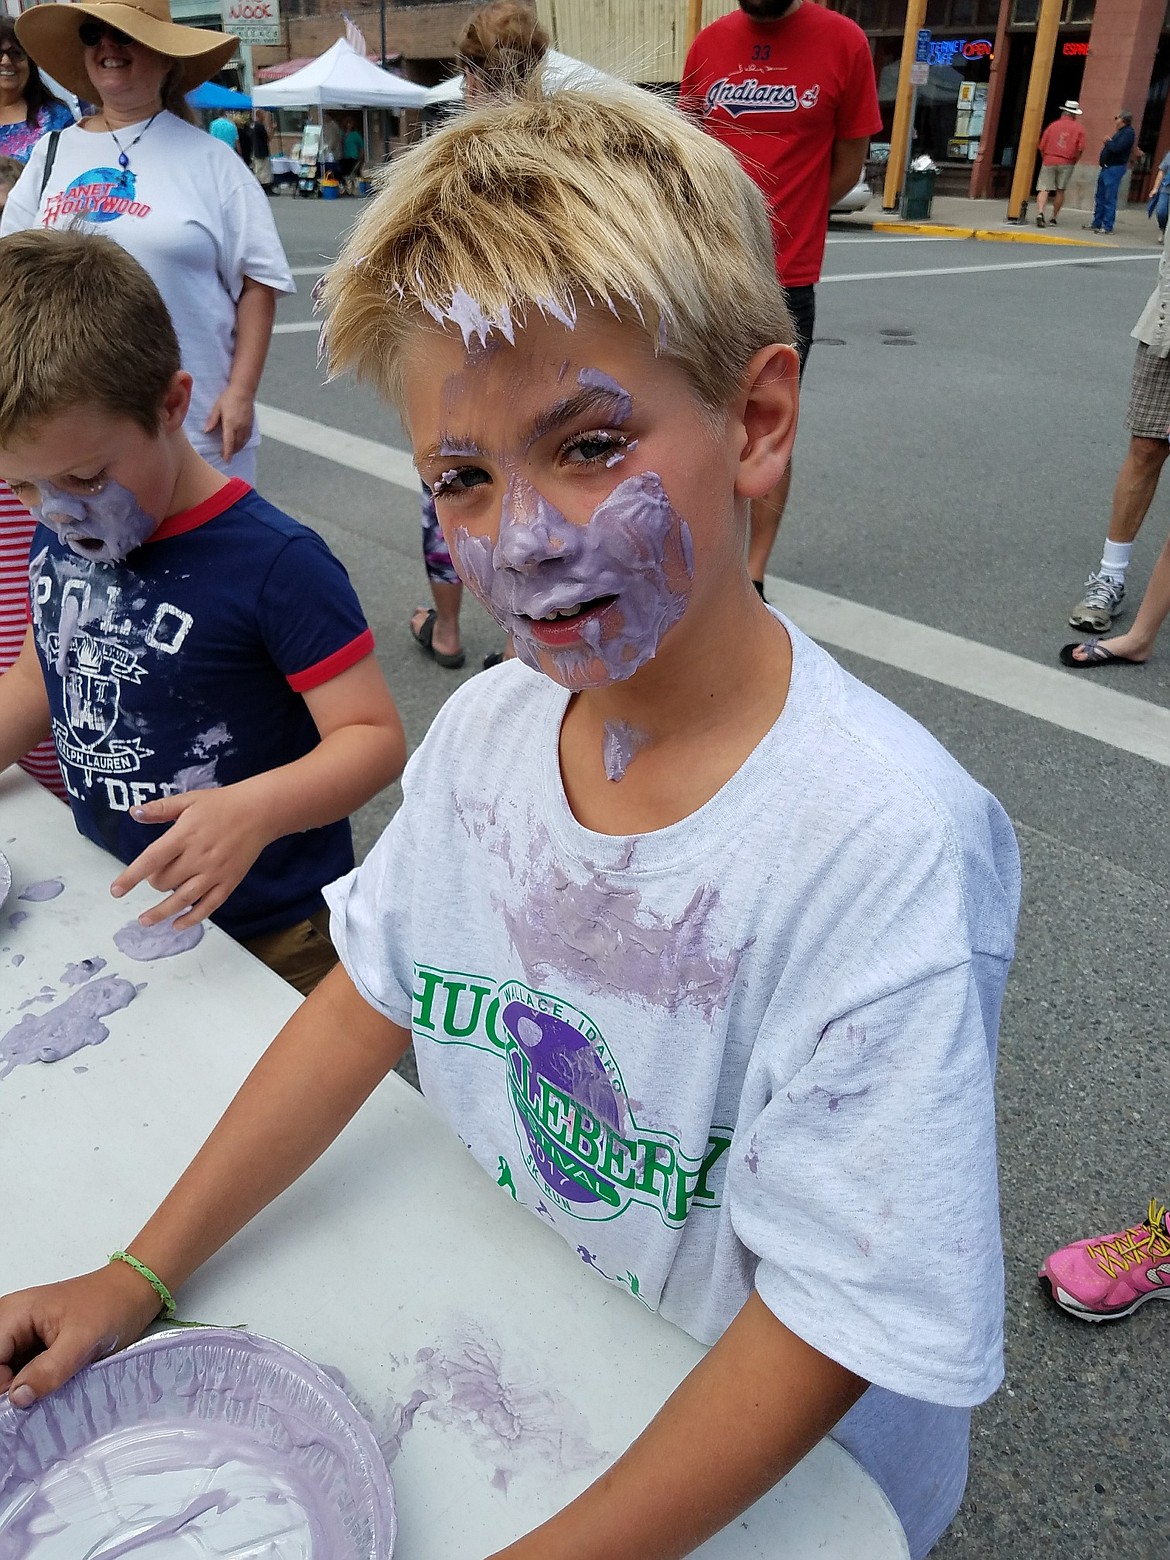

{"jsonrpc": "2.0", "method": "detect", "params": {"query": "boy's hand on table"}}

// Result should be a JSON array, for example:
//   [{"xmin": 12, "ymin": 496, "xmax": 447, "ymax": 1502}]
[
  {"xmin": 0, "ymin": 1265, "xmax": 164, "ymax": 1410},
  {"xmin": 110, "ymin": 785, "xmax": 270, "ymax": 928}
]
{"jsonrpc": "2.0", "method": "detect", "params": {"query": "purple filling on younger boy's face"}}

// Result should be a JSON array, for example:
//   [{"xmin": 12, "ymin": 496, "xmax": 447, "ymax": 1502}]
[
  {"xmin": 452, "ymin": 471, "xmax": 694, "ymax": 692},
  {"xmin": 31, "ymin": 478, "xmax": 157, "ymax": 564}
]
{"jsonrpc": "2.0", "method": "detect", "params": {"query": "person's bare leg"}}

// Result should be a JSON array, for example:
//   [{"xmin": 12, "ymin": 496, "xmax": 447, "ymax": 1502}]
[
  {"xmin": 748, "ymin": 462, "xmax": 792, "ymax": 586},
  {"xmin": 1053, "ymin": 186, "xmax": 1066, "ymax": 220},
  {"xmin": 1036, "ymin": 189, "xmax": 1048, "ymax": 221},
  {"xmin": 1075, "ymin": 528, "xmax": 1170, "ymax": 662},
  {"xmin": 1107, "ymin": 437, "xmax": 1169, "ymax": 543},
  {"xmin": 411, "ymin": 580, "xmax": 463, "ymax": 659}
]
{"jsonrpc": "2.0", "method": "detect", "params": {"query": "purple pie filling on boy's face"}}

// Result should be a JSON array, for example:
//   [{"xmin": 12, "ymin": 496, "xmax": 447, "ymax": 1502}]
[
  {"xmin": 31, "ymin": 477, "xmax": 159, "ymax": 564},
  {"xmin": 405, "ymin": 309, "xmax": 739, "ymax": 692}
]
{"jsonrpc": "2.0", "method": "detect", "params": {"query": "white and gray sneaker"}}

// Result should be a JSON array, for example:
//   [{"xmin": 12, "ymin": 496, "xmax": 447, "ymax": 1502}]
[{"xmin": 1069, "ymin": 572, "xmax": 1125, "ymax": 632}]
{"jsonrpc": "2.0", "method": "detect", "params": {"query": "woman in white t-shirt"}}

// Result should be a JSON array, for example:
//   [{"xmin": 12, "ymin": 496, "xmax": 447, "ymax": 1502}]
[{"xmin": 3, "ymin": 0, "xmax": 294, "ymax": 482}]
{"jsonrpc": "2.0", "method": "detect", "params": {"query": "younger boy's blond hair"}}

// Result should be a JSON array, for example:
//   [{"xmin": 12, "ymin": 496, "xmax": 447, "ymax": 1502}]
[
  {"xmin": 0, "ymin": 230, "xmax": 181, "ymax": 446},
  {"xmin": 323, "ymin": 84, "xmax": 793, "ymax": 412}
]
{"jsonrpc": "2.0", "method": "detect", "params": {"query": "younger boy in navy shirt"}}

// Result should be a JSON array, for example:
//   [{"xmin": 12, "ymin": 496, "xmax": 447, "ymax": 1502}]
[{"xmin": 0, "ymin": 230, "xmax": 405, "ymax": 991}]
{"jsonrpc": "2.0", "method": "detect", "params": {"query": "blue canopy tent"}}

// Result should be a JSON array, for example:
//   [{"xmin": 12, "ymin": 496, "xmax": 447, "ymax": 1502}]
[{"xmin": 188, "ymin": 81, "xmax": 252, "ymax": 110}]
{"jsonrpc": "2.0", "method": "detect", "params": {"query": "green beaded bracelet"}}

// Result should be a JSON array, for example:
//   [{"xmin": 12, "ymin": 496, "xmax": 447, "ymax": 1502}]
[{"xmin": 108, "ymin": 1250, "xmax": 177, "ymax": 1320}]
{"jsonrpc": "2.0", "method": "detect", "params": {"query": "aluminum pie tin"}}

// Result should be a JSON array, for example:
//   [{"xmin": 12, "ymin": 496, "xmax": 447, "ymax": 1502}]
[{"xmin": 0, "ymin": 1328, "xmax": 397, "ymax": 1558}]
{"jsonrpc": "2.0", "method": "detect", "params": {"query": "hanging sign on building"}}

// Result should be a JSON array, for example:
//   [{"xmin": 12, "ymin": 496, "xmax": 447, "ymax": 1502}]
[{"xmin": 221, "ymin": 0, "xmax": 281, "ymax": 46}]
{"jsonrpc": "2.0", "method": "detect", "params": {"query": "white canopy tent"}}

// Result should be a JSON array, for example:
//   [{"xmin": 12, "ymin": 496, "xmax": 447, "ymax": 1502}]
[
  {"xmin": 424, "ymin": 49, "xmax": 613, "ymax": 107},
  {"xmin": 253, "ymin": 39, "xmax": 431, "ymax": 110}
]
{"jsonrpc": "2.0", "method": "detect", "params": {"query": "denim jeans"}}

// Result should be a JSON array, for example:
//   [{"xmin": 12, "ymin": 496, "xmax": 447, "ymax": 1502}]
[{"xmin": 1094, "ymin": 163, "xmax": 1126, "ymax": 231}]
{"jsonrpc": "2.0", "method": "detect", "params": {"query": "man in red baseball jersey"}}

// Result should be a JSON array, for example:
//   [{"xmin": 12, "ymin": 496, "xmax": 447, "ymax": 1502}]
[{"xmin": 682, "ymin": 1, "xmax": 881, "ymax": 591}]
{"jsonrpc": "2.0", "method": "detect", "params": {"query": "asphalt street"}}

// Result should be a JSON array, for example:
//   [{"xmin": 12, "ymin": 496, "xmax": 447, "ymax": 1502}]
[{"xmin": 259, "ymin": 196, "xmax": 1168, "ymax": 1560}]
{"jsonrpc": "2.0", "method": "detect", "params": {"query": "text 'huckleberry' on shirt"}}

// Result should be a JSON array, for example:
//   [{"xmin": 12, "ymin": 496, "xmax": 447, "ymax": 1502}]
[{"xmin": 29, "ymin": 480, "xmax": 373, "ymax": 940}]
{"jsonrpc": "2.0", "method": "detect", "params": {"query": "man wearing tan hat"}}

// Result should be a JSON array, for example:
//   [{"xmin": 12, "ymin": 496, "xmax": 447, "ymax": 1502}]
[
  {"xmin": 1, "ymin": 0, "xmax": 294, "ymax": 482},
  {"xmin": 1035, "ymin": 100, "xmax": 1085, "ymax": 228}
]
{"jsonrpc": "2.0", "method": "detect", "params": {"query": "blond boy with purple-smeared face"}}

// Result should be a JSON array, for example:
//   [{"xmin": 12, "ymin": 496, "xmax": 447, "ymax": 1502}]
[{"xmin": 0, "ymin": 84, "xmax": 1020, "ymax": 1560}]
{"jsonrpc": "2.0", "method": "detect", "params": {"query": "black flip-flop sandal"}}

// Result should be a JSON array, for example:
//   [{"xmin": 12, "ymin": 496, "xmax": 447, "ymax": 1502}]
[
  {"xmin": 1059, "ymin": 638, "xmax": 1145, "ymax": 670},
  {"xmin": 411, "ymin": 607, "xmax": 465, "ymax": 669}
]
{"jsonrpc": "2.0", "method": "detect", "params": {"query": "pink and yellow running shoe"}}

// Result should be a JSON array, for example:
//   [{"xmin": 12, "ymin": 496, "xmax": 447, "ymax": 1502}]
[{"xmin": 1040, "ymin": 1199, "xmax": 1170, "ymax": 1321}]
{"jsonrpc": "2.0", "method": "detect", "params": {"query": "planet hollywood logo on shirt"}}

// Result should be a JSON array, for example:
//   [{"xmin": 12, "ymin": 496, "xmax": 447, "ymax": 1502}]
[
  {"xmin": 413, "ymin": 963, "xmax": 733, "ymax": 1228},
  {"xmin": 42, "ymin": 168, "xmax": 152, "ymax": 226},
  {"xmin": 704, "ymin": 77, "xmax": 821, "ymax": 119}
]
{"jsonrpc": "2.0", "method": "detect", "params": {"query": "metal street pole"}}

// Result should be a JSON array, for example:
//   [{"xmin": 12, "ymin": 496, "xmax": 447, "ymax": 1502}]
[
  {"xmin": 1006, "ymin": 0, "xmax": 1061, "ymax": 221},
  {"xmin": 685, "ymin": 0, "xmax": 704, "ymax": 55},
  {"xmin": 881, "ymin": 0, "xmax": 928, "ymax": 212},
  {"xmin": 379, "ymin": 0, "xmax": 386, "ymax": 67}
]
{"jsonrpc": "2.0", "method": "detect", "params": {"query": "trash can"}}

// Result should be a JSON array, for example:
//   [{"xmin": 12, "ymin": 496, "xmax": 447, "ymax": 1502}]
[{"xmin": 901, "ymin": 167, "xmax": 937, "ymax": 221}]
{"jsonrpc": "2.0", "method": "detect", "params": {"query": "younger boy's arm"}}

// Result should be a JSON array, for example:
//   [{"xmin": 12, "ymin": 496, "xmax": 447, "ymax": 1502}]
[
  {"xmin": 493, "ymin": 1294, "xmax": 866, "ymax": 1560},
  {"xmin": 0, "ymin": 629, "xmax": 52, "ymax": 775},
  {"xmin": 110, "ymin": 655, "xmax": 405, "ymax": 927}
]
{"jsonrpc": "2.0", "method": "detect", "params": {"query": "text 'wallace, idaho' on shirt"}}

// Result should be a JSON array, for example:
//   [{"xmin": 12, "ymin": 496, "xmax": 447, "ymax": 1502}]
[
  {"xmin": 681, "ymin": 3, "xmax": 882, "ymax": 289},
  {"xmin": 28, "ymin": 480, "xmax": 373, "ymax": 940}
]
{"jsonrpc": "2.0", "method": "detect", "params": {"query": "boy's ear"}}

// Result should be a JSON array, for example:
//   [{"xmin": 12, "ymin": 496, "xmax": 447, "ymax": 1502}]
[
  {"xmin": 160, "ymin": 371, "xmax": 194, "ymax": 434},
  {"xmin": 734, "ymin": 344, "xmax": 799, "ymax": 502}
]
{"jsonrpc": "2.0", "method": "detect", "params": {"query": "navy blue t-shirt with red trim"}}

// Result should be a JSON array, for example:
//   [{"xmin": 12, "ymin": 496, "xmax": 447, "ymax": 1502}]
[{"xmin": 28, "ymin": 479, "xmax": 374, "ymax": 940}]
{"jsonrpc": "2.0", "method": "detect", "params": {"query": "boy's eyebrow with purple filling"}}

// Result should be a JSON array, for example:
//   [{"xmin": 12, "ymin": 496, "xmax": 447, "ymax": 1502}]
[{"xmin": 419, "ymin": 387, "xmax": 632, "ymax": 467}]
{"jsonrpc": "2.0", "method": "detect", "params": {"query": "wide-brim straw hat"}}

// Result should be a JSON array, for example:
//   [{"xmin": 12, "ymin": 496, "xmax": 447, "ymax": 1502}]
[
  {"xmin": 17, "ymin": 0, "xmax": 239, "ymax": 103},
  {"xmin": 1061, "ymin": 100, "xmax": 1083, "ymax": 116}
]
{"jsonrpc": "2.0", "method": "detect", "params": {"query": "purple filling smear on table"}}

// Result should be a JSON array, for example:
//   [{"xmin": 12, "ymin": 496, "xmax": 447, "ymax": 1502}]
[
  {"xmin": 8, "ymin": 910, "xmax": 29, "ymax": 928},
  {"xmin": 113, "ymin": 915, "xmax": 204, "ymax": 962},
  {"xmin": 576, "ymin": 367, "xmax": 632, "ymax": 425},
  {"xmin": 602, "ymin": 720, "xmax": 648, "ymax": 782},
  {"xmin": 0, "ymin": 975, "xmax": 139, "ymax": 1078},
  {"xmin": 378, "ymin": 1322, "xmax": 602, "ymax": 1483},
  {"xmin": 499, "ymin": 825, "xmax": 750, "ymax": 1018},
  {"xmin": 31, "ymin": 478, "xmax": 158, "ymax": 565},
  {"xmin": 453, "ymin": 471, "xmax": 693, "ymax": 692},
  {"xmin": 9, "ymin": 953, "xmax": 22, "ymax": 967},
  {"xmin": 18, "ymin": 986, "xmax": 56, "ymax": 1011},
  {"xmin": 60, "ymin": 957, "xmax": 107, "ymax": 986},
  {"xmin": 18, "ymin": 879, "xmax": 64, "ymax": 902}
]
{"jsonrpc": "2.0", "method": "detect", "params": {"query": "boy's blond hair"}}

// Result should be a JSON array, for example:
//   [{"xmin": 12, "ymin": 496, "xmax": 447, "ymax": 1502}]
[
  {"xmin": 0, "ymin": 229, "xmax": 181, "ymax": 445},
  {"xmin": 457, "ymin": 1, "xmax": 548, "ymax": 95},
  {"xmin": 323, "ymin": 84, "xmax": 793, "ymax": 412}
]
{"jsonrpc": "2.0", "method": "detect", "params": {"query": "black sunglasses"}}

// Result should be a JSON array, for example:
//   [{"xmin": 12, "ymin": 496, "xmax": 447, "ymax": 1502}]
[
  {"xmin": 78, "ymin": 20, "xmax": 133, "ymax": 47},
  {"xmin": 0, "ymin": 41, "xmax": 27, "ymax": 62}
]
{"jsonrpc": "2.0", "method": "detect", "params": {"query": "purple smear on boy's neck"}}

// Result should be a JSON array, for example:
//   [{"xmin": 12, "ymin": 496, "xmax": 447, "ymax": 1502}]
[
  {"xmin": 452, "ymin": 471, "xmax": 693, "ymax": 692},
  {"xmin": 18, "ymin": 879, "xmax": 63, "ymax": 902},
  {"xmin": 0, "ymin": 974, "xmax": 139, "ymax": 1078},
  {"xmin": 576, "ymin": 367, "xmax": 631, "ymax": 424},
  {"xmin": 113, "ymin": 915, "xmax": 204, "ymax": 961},
  {"xmin": 61, "ymin": 956, "xmax": 107, "ymax": 986},
  {"xmin": 602, "ymin": 720, "xmax": 648, "ymax": 782},
  {"xmin": 32, "ymin": 478, "xmax": 157, "ymax": 564}
]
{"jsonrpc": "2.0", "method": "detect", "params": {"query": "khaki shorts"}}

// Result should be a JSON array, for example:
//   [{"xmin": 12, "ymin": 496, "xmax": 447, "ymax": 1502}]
[
  {"xmin": 1036, "ymin": 163, "xmax": 1074, "ymax": 192},
  {"xmin": 242, "ymin": 907, "xmax": 338, "ymax": 997}
]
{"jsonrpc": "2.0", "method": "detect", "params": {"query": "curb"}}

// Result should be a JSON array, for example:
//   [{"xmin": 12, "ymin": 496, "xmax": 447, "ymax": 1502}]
[{"xmin": 832, "ymin": 214, "xmax": 1124, "ymax": 249}]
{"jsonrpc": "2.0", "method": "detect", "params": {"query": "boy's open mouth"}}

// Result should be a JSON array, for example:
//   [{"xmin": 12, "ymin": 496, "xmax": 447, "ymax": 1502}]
[
  {"xmin": 525, "ymin": 595, "xmax": 616, "ymax": 644},
  {"xmin": 67, "ymin": 535, "xmax": 108, "ymax": 555}
]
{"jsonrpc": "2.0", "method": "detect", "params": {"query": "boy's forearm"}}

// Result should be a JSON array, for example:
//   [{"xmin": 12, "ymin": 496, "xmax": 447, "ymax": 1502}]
[
  {"xmin": 0, "ymin": 640, "xmax": 53, "ymax": 775},
  {"xmin": 126, "ymin": 967, "xmax": 410, "ymax": 1295},
  {"xmin": 492, "ymin": 1293, "xmax": 866, "ymax": 1560},
  {"xmin": 231, "ymin": 718, "xmax": 404, "ymax": 848}
]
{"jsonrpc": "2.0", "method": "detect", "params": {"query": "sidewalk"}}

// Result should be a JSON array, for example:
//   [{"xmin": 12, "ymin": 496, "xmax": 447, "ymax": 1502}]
[{"xmin": 832, "ymin": 191, "xmax": 1163, "ymax": 249}]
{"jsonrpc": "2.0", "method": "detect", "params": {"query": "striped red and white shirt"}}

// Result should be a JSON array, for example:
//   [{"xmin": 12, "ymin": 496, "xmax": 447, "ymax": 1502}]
[{"xmin": 0, "ymin": 483, "xmax": 67, "ymax": 800}]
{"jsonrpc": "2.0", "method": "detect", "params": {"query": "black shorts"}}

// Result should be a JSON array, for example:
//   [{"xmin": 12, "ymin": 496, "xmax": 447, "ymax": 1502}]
[{"xmin": 784, "ymin": 284, "xmax": 816, "ymax": 379}]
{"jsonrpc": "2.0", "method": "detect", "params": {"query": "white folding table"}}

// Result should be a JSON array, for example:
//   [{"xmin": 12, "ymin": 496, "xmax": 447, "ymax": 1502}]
[{"xmin": 0, "ymin": 769, "xmax": 908, "ymax": 1559}]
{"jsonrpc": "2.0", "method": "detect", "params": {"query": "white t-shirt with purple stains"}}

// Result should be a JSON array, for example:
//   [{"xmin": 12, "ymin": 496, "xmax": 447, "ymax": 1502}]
[{"xmin": 326, "ymin": 614, "xmax": 1020, "ymax": 1560}]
